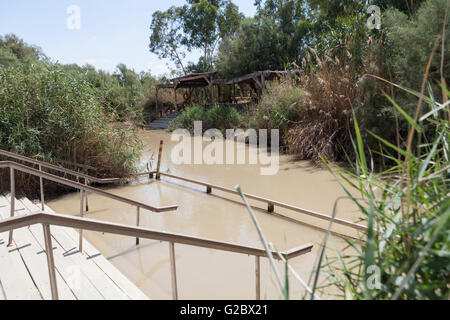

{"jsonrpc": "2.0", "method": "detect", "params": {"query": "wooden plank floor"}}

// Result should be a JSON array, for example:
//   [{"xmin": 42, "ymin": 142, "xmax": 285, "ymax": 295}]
[{"xmin": 0, "ymin": 194, "xmax": 149, "ymax": 300}]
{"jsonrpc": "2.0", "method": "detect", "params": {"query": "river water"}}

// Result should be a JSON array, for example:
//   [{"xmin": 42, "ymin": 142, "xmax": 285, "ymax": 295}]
[{"xmin": 48, "ymin": 130, "xmax": 363, "ymax": 300}]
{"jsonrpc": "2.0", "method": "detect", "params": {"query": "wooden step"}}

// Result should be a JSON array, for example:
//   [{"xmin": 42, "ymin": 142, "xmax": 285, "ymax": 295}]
[{"xmin": 0, "ymin": 195, "xmax": 149, "ymax": 300}]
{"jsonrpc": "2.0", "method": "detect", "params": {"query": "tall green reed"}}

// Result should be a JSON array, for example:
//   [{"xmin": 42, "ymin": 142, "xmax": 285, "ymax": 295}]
[{"xmin": 319, "ymin": 81, "xmax": 449, "ymax": 300}]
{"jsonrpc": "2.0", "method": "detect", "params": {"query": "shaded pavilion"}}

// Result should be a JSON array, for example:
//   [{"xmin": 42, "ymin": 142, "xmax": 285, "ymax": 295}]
[{"xmin": 154, "ymin": 70, "xmax": 291, "ymax": 116}]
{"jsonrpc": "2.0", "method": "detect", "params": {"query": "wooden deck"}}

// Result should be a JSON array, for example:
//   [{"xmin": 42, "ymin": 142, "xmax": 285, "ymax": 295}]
[{"xmin": 0, "ymin": 194, "xmax": 149, "ymax": 300}]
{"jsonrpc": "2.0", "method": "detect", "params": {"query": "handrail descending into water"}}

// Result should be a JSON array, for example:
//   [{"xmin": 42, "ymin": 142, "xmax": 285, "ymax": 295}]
[
  {"xmin": 0, "ymin": 149, "xmax": 123, "ymax": 184},
  {"xmin": 0, "ymin": 212, "xmax": 313, "ymax": 300},
  {"xmin": 0, "ymin": 160, "xmax": 178, "ymax": 251},
  {"xmin": 0, "ymin": 149, "xmax": 156, "ymax": 214},
  {"xmin": 152, "ymin": 171, "xmax": 368, "ymax": 232}
]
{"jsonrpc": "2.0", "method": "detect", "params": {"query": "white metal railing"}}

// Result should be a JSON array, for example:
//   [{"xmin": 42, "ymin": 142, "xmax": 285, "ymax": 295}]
[
  {"xmin": 0, "ymin": 149, "xmax": 154, "ymax": 213},
  {"xmin": 0, "ymin": 211, "xmax": 313, "ymax": 300},
  {"xmin": 0, "ymin": 160, "xmax": 178, "ymax": 251}
]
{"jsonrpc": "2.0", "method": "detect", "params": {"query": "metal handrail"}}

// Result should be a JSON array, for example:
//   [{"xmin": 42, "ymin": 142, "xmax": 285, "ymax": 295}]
[
  {"xmin": 0, "ymin": 149, "xmax": 122, "ymax": 184},
  {"xmin": 0, "ymin": 149, "xmax": 157, "ymax": 215},
  {"xmin": 0, "ymin": 211, "xmax": 313, "ymax": 300},
  {"xmin": 153, "ymin": 171, "xmax": 368, "ymax": 232},
  {"xmin": 1, "ymin": 160, "xmax": 178, "ymax": 252},
  {"xmin": 0, "ymin": 161, "xmax": 178, "ymax": 213}
]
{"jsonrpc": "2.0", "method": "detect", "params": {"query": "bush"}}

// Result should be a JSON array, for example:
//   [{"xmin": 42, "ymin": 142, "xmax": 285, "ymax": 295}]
[
  {"xmin": 170, "ymin": 104, "xmax": 241, "ymax": 133},
  {"xmin": 0, "ymin": 61, "xmax": 142, "ymax": 196},
  {"xmin": 205, "ymin": 104, "xmax": 241, "ymax": 130}
]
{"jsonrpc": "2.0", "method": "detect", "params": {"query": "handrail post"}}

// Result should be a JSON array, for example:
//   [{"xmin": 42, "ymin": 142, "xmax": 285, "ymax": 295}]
[
  {"xmin": 79, "ymin": 189, "xmax": 84, "ymax": 253},
  {"xmin": 8, "ymin": 167, "xmax": 15, "ymax": 246},
  {"xmin": 39, "ymin": 165, "xmax": 45, "ymax": 211},
  {"xmin": 43, "ymin": 223, "xmax": 59, "ymax": 300},
  {"xmin": 156, "ymin": 140, "xmax": 163, "ymax": 180},
  {"xmin": 136, "ymin": 207, "xmax": 140, "ymax": 245},
  {"xmin": 84, "ymin": 178, "xmax": 89, "ymax": 212},
  {"xmin": 255, "ymin": 256, "xmax": 261, "ymax": 300},
  {"xmin": 169, "ymin": 241, "xmax": 178, "ymax": 300}
]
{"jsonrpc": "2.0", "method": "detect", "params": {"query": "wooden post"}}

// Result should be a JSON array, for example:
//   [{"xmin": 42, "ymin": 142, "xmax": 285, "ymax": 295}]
[
  {"xmin": 210, "ymin": 84, "xmax": 214, "ymax": 104},
  {"xmin": 79, "ymin": 189, "xmax": 84, "ymax": 253},
  {"xmin": 155, "ymin": 87, "xmax": 159, "ymax": 116},
  {"xmin": 136, "ymin": 207, "xmax": 140, "ymax": 245},
  {"xmin": 173, "ymin": 83, "xmax": 178, "ymax": 112},
  {"xmin": 156, "ymin": 140, "xmax": 163, "ymax": 180},
  {"xmin": 39, "ymin": 165, "xmax": 45, "ymax": 211},
  {"xmin": 255, "ymin": 256, "xmax": 261, "ymax": 300},
  {"xmin": 7, "ymin": 167, "xmax": 15, "ymax": 246},
  {"xmin": 261, "ymin": 73, "xmax": 266, "ymax": 91},
  {"xmin": 203, "ymin": 87, "xmax": 208, "ymax": 105},
  {"xmin": 169, "ymin": 242, "xmax": 178, "ymax": 300},
  {"xmin": 43, "ymin": 223, "xmax": 59, "ymax": 300},
  {"xmin": 84, "ymin": 178, "xmax": 89, "ymax": 212}
]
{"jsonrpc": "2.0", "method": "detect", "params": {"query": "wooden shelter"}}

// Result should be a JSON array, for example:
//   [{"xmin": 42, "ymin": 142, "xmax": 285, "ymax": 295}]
[
  {"xmin": 154, "ymin": 70, "xmax": 291, "ymax": 116},
  {"xmin": 155, "ymin": 72, "xmax": 219, "ymax": 116}
]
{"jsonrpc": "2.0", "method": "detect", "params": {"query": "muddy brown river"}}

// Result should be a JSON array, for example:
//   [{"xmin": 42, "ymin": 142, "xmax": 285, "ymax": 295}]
[{"xmin": 48, "ymin": 130, "xmax": 363, "ymax": 300}]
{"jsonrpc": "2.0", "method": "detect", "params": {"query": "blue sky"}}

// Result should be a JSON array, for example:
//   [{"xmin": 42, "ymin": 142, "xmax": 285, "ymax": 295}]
[{"xmin": 0, "ymin": 0, "xmax": 256, "ymax": 76}]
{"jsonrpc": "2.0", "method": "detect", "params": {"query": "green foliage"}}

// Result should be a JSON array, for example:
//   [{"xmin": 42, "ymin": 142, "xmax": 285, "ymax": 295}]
[
  {"xmin": 149, "ymin": 7, "xmax": 188, "ymax": 73},
  {"xmin": 0, "ymin": 34, "xmax": 45, "ymax": 65},
  {"xmin": 250, "ymin": 80, "xmax": 304, "ymax": 140},
  {"xmin": 372, "ymin": 0, "xmax": 427, "ymax": 14},
  {"xmin": 170, "ymin": 104, "xmax": 241, "ymax": 132},
  {"xmin": 355, "ymin": 0, "xmax": 450, "ymax": 159},
  {"xmin": 383, "ymin": 0, "xmax": 450, "ymax": 94},
  {"xmin": 170, "ymin": 105, "xmax": 206, "ymax": 132},
  {"xmin": 2, "ymin": 34, "xmax": 157, "ymax": 123},
  {"xmin": 217, "ymin": 17, "xmax": 293, "ymax": 79},
  {"xmin": 149, "ymin": 0, "xmax": 243, "ymax": 73},
  {"xmin": 321, "ymin": 87, "xmax": 450, "ymax": 300},
  {"xmin": 0, "ymin": 61, "xmax": 142, "ymax": 195},
  {"xmin": 205, "ymin": 103, "xmax": 241, "ymax": 129}
]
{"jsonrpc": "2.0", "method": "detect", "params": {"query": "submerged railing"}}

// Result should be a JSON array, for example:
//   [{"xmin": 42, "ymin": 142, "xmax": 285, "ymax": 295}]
[
  {"xmin": 0, "ymin": 211, "xmax": 313, "ymax": 300},
  {"xmin": 151, "ymin": 171, "xmax": 368, "ymax": 233}
]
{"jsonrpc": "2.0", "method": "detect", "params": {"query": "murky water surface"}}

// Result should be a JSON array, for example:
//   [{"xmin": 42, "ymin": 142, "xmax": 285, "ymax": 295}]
[{"xmin": 49, "ymin": 130, "xmax": 362, "ymax": 300}]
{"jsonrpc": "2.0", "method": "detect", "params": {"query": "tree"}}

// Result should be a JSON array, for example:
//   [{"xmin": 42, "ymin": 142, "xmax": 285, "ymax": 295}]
[
  {"xmin": 217, "ymin": 17, "xmax": 289, "ymax": 78},
  {"xmin": 149, "ymin": 7, "xmax": 188, "ymax": 74},
  {"xmin": 149, "ymin": 0, "xmax": 242, "ymax": 74},
  {"xmin": 0, "ymin": 34, "xmax": 45, "ymax": 66},
  {"xmin": 372, "ymin": 0, "xmax": 427, "ymax": 15},
  {"xmin": 217, "ymin": 0, "xmax": 312, "ymax": 78}
]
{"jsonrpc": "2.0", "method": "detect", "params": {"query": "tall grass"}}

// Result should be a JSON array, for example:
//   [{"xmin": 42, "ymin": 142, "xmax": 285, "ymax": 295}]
[
  {"xmin": 0, "ymin": 61, "xmax": 142, "ymax": 197},
  {"xmin": 318, "ymin": 83, "xmax": 449, "ymax": 300},
  {"xmin": 286, "ymin": 49, "xmax": 362, "ymax": 165},
  {"xmin": 250, "ymin": 78, "xmax": 304, "ymax": 142}
]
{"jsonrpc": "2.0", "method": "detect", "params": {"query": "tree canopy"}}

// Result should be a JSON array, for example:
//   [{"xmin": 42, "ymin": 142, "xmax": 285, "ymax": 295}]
[{"xmin": 149, "ymin": 0, "xmax": 242, "ymax": 74}]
